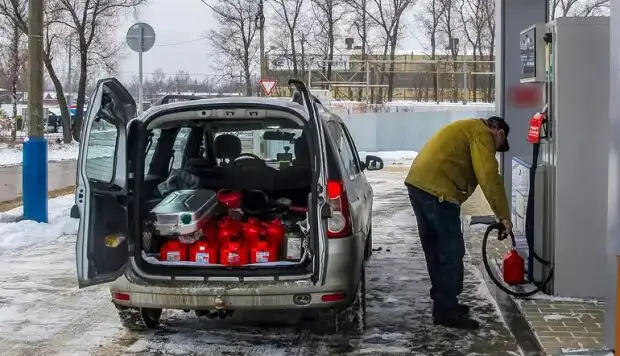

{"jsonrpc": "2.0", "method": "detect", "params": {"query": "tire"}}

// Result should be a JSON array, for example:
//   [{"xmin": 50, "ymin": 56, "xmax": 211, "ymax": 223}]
[
  {"xmin": 334, "ymin": 263, "xmax": 366, "ymax": 334},
  {"xmin": 364, "ymin": 227, "xmax": 373, "ymax": 260},
  {"xmin": 116, "ymin": 306, "xmax": 162, "ymax": 330}
]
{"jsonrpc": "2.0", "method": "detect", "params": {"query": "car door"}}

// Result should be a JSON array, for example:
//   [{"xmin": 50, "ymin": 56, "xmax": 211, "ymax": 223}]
[
  {"xmin": 289, "ymin": 79, "xmax": 329, "ymax": 286},
  {"xmin": 327, "ymin": 121, "xmax": 368, "ymax": 239},
  {"xmin": 75, "ymin": 78, "xmax": 136, "ymax": 288},
  {"xmin": 341, "ymin": 123, "xmax": 372, "ymax": 234}
]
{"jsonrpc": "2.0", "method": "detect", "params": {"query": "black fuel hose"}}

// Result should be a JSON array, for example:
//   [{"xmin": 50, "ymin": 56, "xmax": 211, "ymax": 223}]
[{"xmin": 481, "ymin": 222, "xmax": 555, "ymax": 297}]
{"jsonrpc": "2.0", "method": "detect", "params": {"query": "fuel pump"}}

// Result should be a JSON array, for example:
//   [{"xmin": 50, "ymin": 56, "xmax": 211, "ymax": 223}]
[
  {"xmin": 482, "ymin": 17, "xmax": 610, "ymax": 299},
  {"xmin": 482, "ymin": 104, "xmax": 554, "ymax": 297}
]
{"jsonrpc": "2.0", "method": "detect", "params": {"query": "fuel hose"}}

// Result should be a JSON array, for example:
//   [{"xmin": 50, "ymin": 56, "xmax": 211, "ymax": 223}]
[{"xmin": 481, "ymin": 224, "xmax": 554, "ymax": 297}]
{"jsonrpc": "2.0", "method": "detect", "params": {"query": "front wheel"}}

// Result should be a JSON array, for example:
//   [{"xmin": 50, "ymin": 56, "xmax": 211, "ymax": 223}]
[{"xmin": 334, "ymin": 263, "xmax": 366, "ymax": 334}]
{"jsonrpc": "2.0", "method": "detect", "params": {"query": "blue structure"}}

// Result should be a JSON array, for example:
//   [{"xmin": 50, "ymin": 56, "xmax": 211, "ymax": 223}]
[{"xmin": 22, "ymin": 136, "xmax": 48, "ymax": 223}]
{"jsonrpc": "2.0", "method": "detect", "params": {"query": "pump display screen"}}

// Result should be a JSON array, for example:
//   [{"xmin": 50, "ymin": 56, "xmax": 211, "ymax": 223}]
[{"xmin": 520, "ymin": 27, "xmax": 536, "ymax": 80}]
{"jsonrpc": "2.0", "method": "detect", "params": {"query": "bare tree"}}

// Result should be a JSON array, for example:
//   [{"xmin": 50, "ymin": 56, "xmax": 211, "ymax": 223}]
[
  {"xmin": 417, "ymin": 0, "xmax": 446, "ymax": 102},
  {"xmin": 438, "ymin": 0, "xmax": 462, "ymax": 102},
  {"xmin": 52, "ymin": 0, "xmax": 146, "ymax": 141},
  {"xmin": 550, "ymin": 0, "xmax": 609, "ymax": 19},
  {"xmin": 350, "ymin": 0, "xmax": 414, "ymax": 102},
  {"xmin": 0, "ymin": 0, "xmax": 72, "ymax": 143},
  {"xmin": 270, "ymin": 0, "xmax": 304, "ymax": 77},
  {"xmin": 311, "ymin": 0, "xmax": 344, "ymax": 84},
  {"xmin": 203, "ymin": 0, "xmax": 260, "ymax": 96},
  {"xmin": 481, "ymin": 0, "xmax": 494, "ymax": 102},
  {"xmin": 348, "ymin": 0, "xmax": 371, "ymax": 101},
  {"xmin": 456, "ymin": 0, "xmax": 486, "ymax": 102}
]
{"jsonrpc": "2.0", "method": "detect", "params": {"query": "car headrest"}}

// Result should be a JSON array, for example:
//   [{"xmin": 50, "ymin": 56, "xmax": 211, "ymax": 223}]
[
  {"xmin": 214, "ymin": 134, "xmax": 242, "ymax": 159},
  {"xmin": 294, "ymin": 135, "xmax": 310, "ymax": 166}
]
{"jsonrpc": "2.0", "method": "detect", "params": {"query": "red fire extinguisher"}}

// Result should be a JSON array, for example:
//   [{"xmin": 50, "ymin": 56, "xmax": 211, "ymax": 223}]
[{"xmin": 503, "ymin": 248, "xmax": 525, "ymax": 285}]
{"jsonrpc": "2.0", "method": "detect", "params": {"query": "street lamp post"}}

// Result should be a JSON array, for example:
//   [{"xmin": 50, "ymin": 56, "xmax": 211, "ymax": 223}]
[{"xmin": 23, "ymin": 0, "xmax": 48, "ymax": 223}]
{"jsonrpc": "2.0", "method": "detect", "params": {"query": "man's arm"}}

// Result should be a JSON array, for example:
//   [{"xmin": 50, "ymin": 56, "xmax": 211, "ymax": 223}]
[{"xmin": 470, "ymin": 134, "xmax": 511, "ymax": 220}]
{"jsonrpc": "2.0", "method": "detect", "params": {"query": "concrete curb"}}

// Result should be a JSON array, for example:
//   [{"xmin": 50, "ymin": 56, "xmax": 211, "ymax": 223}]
[
  {"xmin": 481, "ymin": 259, "xmax": 544, "ymax": 355},
  {"xmin": 463, "ymin": 215, "xmax": 544, "ymax": 355}
]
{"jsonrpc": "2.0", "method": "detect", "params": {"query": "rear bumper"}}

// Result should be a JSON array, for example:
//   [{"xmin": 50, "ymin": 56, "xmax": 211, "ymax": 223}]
[
  {"xmin": 110, "ymin": 275, "xmax": 350, "ymax": 310},
  {"xmin": 110, "ymin": 233, "xmax": 365, "ymax": 311}
]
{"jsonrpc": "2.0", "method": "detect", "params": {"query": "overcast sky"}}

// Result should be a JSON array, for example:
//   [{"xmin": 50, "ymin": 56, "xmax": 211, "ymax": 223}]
[{"xmin": 115, "ymin": 0, "xmax": 425, "ymax": 83}]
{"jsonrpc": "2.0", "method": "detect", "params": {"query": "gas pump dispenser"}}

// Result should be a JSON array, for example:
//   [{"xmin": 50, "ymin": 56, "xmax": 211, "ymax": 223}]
[{"xmin": 483, "ymin": 16, "xmax": 611, "ymax": 299}]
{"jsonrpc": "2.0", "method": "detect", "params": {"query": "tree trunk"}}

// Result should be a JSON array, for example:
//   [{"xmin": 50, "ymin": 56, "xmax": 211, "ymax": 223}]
[
  {"xmin": 72, "ymin": 50, "xmax": 88, "ymax": 142},
  {"xmin": 43, "ymin": 54, "xmax": 72, "ymax": 143},
  {"xmin": 10, "ymin": 23, "xmax": 18, "ymax": 141},
  {"xmin": 326, "ymin": 20, "xmax": 334, "ymax": 84},
  {"xmin": 387, "ymin": 34, "xmax": 398, "ymax": 102},
  {"xmin": 290, "ymin": 32, "xmax": 298, "ymax": 77}
]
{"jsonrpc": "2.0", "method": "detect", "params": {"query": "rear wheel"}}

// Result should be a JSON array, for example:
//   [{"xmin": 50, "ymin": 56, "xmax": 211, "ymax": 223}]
[
  {"xmin": 116, "ymin": 306, "xmax": 162, "ymax": 330},
  {"xmin": 364, "ymin": 227, "xmax": 373, "ymax": 260},
  {"xmin": 334, "ymin": 263, "xmax": 366, "ymax": 334}
]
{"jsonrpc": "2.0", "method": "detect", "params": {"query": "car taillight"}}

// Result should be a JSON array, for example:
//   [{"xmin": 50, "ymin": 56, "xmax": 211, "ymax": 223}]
[{"xmin": 327, "ymin": 179, "xmax": 352, "ymax": 238}]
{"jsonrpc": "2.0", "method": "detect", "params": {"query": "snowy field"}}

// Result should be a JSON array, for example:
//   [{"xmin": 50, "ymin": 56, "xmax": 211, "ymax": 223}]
[
  {"xmin": 0, "ymin": 169, "xmax": 524, "ymax": 355},
  {"xmin": 0, "ymin": 142, "xmax": 81, "ymax": 167}
]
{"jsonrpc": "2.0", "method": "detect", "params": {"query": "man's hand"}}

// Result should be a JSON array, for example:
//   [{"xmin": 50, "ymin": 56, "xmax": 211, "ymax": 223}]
[{"xmin": 500, "ymin": 218, "xmax": 513, "ymax": 239}]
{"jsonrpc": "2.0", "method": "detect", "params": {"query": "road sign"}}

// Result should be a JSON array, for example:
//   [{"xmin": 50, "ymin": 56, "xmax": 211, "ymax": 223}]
[
  {"xmin": 126, "ymin": 22, "xmax": 156, "ymax": 117},
  {"xmin": 259, "ymin": 79, "xmax": 277, "ymax": 96},
  {"xmin": 126, "ymin": 22, "xmax": 156, "ymax": 53}
]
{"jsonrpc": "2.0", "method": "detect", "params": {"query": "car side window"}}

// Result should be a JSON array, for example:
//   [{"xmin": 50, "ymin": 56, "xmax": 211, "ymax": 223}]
[
  {"xmin": 172, "ymin": 127, "xmax": 191, "ymax": 169},
  {"xmin": 85, "ymin": 117, "xmax": 118, "ymax": 183},
  {"xmin": 144, "ymin": 127, "xmax": 191, "ymax": 175},
  {"xmin": 328, "ymin": 121, "xmax": 360, "ymax": 177},
  {"xmin": 340, "ymin": 123, "xmax": 363, "ymax": 171}
]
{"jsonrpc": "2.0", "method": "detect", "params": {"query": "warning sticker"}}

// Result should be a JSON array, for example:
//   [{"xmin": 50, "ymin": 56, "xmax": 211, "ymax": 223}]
[
  {"xmin": 166, "ymin": 251, "xmax": 181, "ymax": 262},
  {"xmin": 228, "ymin": 252, "xmax": 240, "ymax": 265},
  {"xmin": 196, "ymin": 253, "xmax": 209, "ymax": 264},
  {"xmin": 287, "ymin": 237, "xmax": 302, "ymax": 260},
  {"xmin": 256, "ymin": 251, "xmax": 270, "ymax": 263}
]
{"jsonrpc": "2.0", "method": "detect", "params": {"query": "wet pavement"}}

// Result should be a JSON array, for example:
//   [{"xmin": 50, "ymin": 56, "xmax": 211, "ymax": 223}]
[{"xmin": 0, "ymin": 170, "xmax": 524, "ymax": 355}]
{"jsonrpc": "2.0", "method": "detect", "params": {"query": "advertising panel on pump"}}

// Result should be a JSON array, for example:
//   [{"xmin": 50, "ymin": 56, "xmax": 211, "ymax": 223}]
[{"xmin": 520, "ymin": 27, "xmax": 536, "ymax": 81}]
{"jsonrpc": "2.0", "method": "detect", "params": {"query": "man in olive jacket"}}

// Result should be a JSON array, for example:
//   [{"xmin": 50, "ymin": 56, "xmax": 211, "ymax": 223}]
[{"xmin": 405, "ymin": 116, "xmax": 513, "ymax": 330}]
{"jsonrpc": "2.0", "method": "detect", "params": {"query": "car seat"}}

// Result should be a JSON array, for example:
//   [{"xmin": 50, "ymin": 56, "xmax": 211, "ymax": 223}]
[
  {"xmin": 214, "ymin": 134, "xmax": 242, "ymax": 165},
  {"xmin": 293, "ymin": 135, "xmax": 310, "ymax": 167}
]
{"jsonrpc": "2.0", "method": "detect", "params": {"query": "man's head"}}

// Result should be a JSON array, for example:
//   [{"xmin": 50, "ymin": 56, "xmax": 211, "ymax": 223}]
[{"xmin": 486, "ymin": 116, "xmax": 510, "ymax": 152}]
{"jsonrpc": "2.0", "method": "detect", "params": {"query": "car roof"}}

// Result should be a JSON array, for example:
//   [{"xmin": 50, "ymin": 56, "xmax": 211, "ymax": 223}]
[{"xmin": 138, "ymin": 96, "xmax": 313, "ymax": 122}]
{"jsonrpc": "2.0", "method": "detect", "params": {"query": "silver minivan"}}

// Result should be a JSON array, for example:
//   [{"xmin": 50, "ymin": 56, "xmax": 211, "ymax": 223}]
[{"xmin": 75, "ymin": 78, "xmax": 384, "ymax": 334}]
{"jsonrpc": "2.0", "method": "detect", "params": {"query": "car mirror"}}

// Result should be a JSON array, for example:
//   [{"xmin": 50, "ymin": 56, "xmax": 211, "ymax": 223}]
[
  {"xmin": 365, "ymin": 155, "xmax": 384, "ymax": 171},
  {"xmin": 360, "ymin": 160, "xmax": 367, "ymax": 171}
]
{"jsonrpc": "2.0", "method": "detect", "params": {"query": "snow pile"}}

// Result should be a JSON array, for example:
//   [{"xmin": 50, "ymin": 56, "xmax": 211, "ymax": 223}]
[{"xmin": 0, "ymin": 194, "xmax": 78, "ymax": 254}]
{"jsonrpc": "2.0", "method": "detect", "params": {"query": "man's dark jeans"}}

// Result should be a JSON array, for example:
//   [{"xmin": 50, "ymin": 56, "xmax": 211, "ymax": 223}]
[{"xmin": 407, "ymin": 184, "xmax": 465, "ymax": 317}]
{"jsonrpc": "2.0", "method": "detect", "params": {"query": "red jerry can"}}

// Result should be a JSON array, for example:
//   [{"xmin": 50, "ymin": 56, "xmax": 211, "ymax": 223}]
[
  {"xmin": 249, "ymin": 238, "xmax": 278, "ymax": 264},
  {"xmin": 160, "ymin": 240, "xmax": 188, "ymax": 262},
  {"xmin": 503, "ymin": 248, "xmax": 525, "ymax": 285},
  {"xmin": 189, "ymin": 239, "xmax": 219, "ymax": 264},
  {"xmin": 217, "ymin": 217, "xmax": 243, "ymax": 243},
  {"xmin": 264, "ymin": 219, "xmax": 285, "ymax": 246},
  {"xmin": 220, "ymin": 239, "xmax": 249, "ymax": 266},
  {"xmin": 242, "ymin": 218, "xmax": 264, "ymax": 244}
]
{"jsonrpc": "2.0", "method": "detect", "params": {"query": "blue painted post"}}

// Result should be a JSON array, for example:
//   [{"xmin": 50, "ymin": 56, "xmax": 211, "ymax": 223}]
[
  {"xmin": 22, "ymin": 136, "xmax": 48, "ymax": 223},
  {"xmin": 23, "ymin": 0, "xmax": 47, "ymax": 223}
]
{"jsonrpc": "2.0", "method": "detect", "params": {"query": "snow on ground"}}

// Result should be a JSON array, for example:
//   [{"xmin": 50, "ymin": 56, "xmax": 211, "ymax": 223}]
[
  {"xmin": 0, "ymin": 194, "xmax": 78, "ymax": 254},
  {"xmin": 0, "ymin": 170, "xmax": 521, "ymax": 355},
  {"xmin": 0, "ymin": 142, "xmax": 116, "ymax": 167},
  {"xmin": 358, "ymin": 150, "xmax": 418, "ymax": 167},
  {"xmin": 0, "ymin": 142, "xmax": 81, "ymax": 167}
]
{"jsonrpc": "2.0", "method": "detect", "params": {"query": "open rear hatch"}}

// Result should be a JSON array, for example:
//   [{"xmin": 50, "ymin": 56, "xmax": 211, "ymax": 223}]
[{"xmin": 130, "ymin": 92, "xmax": 328, "ymax": 282}]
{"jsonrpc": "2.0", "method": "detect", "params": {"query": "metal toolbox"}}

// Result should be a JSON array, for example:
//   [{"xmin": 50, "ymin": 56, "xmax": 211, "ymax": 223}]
[{"xmin": 148, "ymin": 189, "xmax": 220, "ymax": 236}]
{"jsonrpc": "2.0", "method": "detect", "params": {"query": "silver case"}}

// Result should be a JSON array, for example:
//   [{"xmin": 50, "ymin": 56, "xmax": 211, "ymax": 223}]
[{"xmin": 149, "ymin": 189, "xmax": 219, "ymax": 236}]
